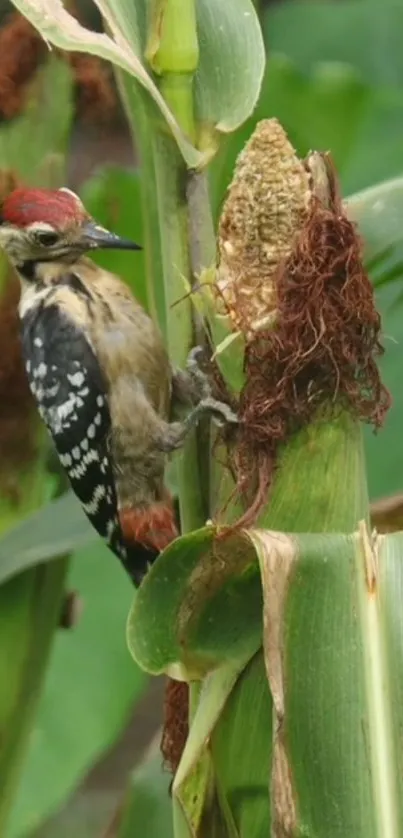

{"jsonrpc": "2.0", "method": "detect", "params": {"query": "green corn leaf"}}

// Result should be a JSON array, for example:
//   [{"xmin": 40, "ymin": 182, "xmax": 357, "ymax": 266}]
[
  {"xmin": 127, "ymin": 527, "xmax": 262, "ymax": 680},
  {"xmin": 128, "ymin": 409, "xmax": 367, "ymax": 680},
  {"xmin": 128, "ymin": 404, "xmax": 372, "ymax": 834},
  {"xmin": 154, "ymin": 526, "xmax": 403, "ymax": 837},
  {"xmin": 0, "ymin": 492, "xmax": 95, "ymax": 585},
  {"xmin": 171, "ymin": 653, "xmax": 260, "ymax": 838},
  {"xmin": 193, "ymin": 0, "xmax": 265, "ymax": 137},
  {"xmin": 249, "ymin": 526, "xmax": 403, "ymax": 837},
  {"xmin": 210, "ymin": 652, "xmax": 272, "ymax": 838},
  {"xmin": 9, "ymin": 0, "xmax": 265, "ymax": 167},
  {"xmin": 346, "ymin": 176, "xmax": 403, "ymax": 283},
  {"xmin": 344, "ymin": 177, "xmax": 403, "ymax": 500},
  {"xmin": 9, "ymin": 0, "xmax": 200, "ymax": 166}
]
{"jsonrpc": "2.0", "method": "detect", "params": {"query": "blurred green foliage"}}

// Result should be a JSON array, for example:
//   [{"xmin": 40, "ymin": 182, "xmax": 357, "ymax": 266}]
[
  {"xmin": 1, "ymin": 0, "xmax": 403, "ymax": 835},
  {"xmin": 81, "ymin": 168, "xmax": 148, "ymax": 311},
  {"xmin": 8, "ymin": 543, "xmax": 146, "ymax": 838},
  {"xmin": 116, "ymin": 747, "xmax": 173, "ymax": 838}
]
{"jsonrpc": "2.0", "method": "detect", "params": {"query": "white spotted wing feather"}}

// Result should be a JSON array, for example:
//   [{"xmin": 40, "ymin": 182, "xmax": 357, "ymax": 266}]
[{"xmin": 21, "ymin": 301, "xmax": 127, "ymax": 562}]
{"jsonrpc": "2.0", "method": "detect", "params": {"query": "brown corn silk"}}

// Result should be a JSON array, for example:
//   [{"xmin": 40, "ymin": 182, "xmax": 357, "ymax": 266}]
[{"xmin": 161, "ymin": 679, "xmax": 189, "ymax": 775}]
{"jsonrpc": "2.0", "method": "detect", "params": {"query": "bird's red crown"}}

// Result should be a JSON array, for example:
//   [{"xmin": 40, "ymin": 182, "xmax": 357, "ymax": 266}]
[{"xmin": 1, "ymin": 187, "xmax": 88, "ymax": 229}]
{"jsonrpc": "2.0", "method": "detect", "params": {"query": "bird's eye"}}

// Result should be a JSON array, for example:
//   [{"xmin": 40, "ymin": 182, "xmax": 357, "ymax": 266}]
[{"xmin": 35, "ymin": 231, "xmax": 59, "ymax": 247}]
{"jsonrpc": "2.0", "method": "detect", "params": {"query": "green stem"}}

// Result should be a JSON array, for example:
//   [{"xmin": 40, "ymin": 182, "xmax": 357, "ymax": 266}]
[
  {"xmin": 119, "ymin": 68, "xmax": 205, "ymax": 531},
  {"xmin": 259, "ymin": 409, "xmax": 370, "ymax": 533},
  {"xmin": 153, "ymin": 130, "xmax": 205, "ymax": 533},
  {"xmin": 115, "ymin": 75, "xmax": 166, "ymax": 336},
  {"xmin": 186, "ymin": 172, "xmax": 216, "ymax": 279},
  {"xmin": 160, "ymin": 76, "xmax": 196, "ymax": 145},
  {"xmin": 144, "ymin": 0, "xmax": 214, "ymax": 533},
  {"xmin": 152, "ymin": 132, "xmax": 192, "ymax": 363},
  {"xmin": 185, "ymin": 171, "xmax": 217, "ymax": 516}
]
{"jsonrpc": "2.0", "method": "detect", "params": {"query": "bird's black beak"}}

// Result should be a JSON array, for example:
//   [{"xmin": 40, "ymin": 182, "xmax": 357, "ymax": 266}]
[{"xmin": 81, "ymin": 221, "xmax": 142, "ymax": 252}]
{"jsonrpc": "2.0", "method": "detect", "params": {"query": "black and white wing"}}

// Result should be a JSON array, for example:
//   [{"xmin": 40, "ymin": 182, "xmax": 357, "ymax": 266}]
[{"xmin": 21, "ymin": 298, "xmax": 149, "ymax": 584}]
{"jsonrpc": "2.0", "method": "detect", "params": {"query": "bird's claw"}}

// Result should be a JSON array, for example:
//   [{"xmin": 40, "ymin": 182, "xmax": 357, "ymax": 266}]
[
  {"xmin": 200, "ymin": 396, "xmax": 238, "ymax": 427},
  {"xmin": 185, "ymin": 345, "xmax": 211, "ymax": 400}
]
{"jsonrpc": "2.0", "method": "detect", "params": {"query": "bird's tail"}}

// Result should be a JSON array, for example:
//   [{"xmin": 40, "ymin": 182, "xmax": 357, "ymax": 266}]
[{"xmin": 119, "ymin": 496, "xmax": 179, "ymax": 586}]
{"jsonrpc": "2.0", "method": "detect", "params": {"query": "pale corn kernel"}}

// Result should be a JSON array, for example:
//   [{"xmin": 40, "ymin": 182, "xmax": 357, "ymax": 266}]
[{"xmin": 216, "ymin": 119, "xmax": 312, "ymax": 340}]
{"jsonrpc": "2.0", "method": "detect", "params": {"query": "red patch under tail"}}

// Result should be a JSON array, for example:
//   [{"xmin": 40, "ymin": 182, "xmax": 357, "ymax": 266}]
[{"xmin": 119, "ymin": 501, "xmax": 179, "ymax": 553}]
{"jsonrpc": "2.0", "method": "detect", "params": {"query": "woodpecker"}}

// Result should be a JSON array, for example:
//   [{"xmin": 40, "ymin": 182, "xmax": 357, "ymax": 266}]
[{"xmin": 0, "ymin": 186, "xmax": 236, "ymax": 585}]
